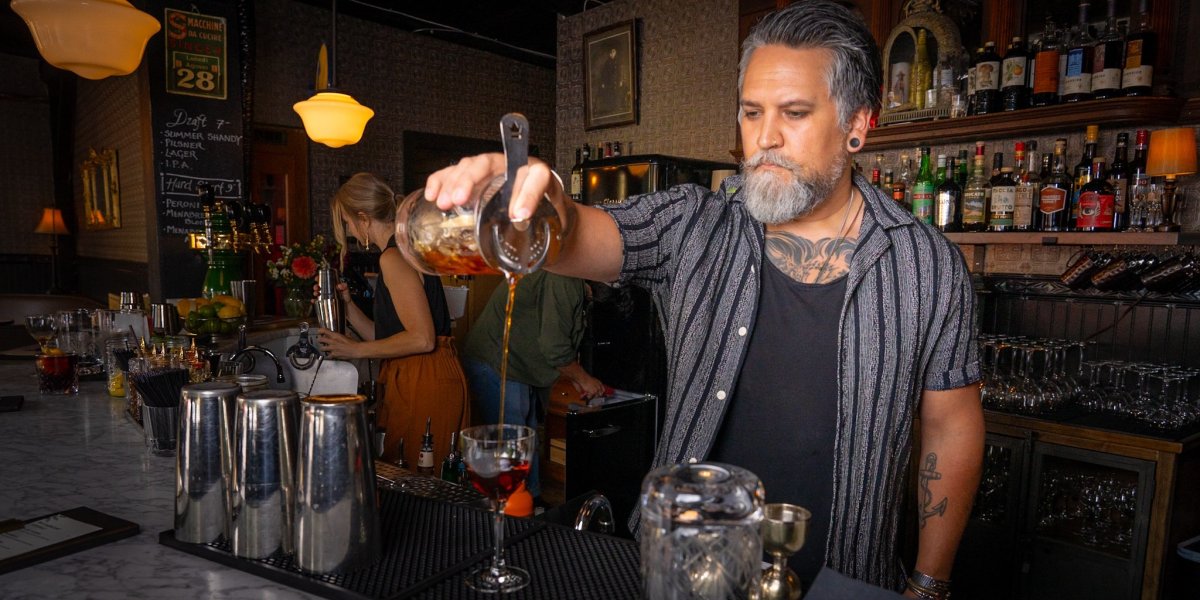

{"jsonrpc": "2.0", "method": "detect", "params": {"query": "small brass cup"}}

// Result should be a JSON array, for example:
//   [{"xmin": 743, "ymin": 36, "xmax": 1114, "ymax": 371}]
[{"xmin": 759, "ymin": 503, "xmax": 811, "ymax": 600}]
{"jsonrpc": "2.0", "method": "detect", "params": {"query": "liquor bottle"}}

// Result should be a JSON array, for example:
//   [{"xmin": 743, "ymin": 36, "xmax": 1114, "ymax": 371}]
[
  {"xmin": 990, "ymin": 151, "xmax": 1004, "ymax": 179},
  {"xmin": 912, "ymin": 147, "xmax": 935, "ymax": 224},
  {"xmin": 1062, "ymin": 1, "xmax": 1095, "ymax": 102},
  {"xmin": 1127, "ymin": 129, "xmax": 1151, "ymax": 229},
  {"xmin": 934, "ymin": 54, "xmax": 957, "ymax": 109},
  {"xmin": 1071, "ymin": 125, "xmax": 1100, "ymax": 227},
  {"xmin": 974, "ymin": 41, "xmax": 1002, "ymax": 115},
  {"xmin": 897, "ymin": 153, "xmax": 914, "ymax": 210},
  {"xmin": 1108, "ymin": 132, "xmax": 1130, "ymax": 230},
  {"xmin": 871, "ymin": 154, "xmax": 884, "ymax": 193},
  {"xmin": 1091, "ymin": 0, "xmax": 1124, "ymax": 99},
  {"xmin": 962, "ymin": 143, "xmax": 990, "ymax": 231},
  {"xmin": 569, "ymin": 148, "xmax": 583, "ymax": 202},
  {"xmin": 1031, "ymin": 16, "xmax": 1062, "ymax": 107},
  {"xmin": 1076, "ymin": 158, "xmax": 1116, "ymax": 231},
  {"xmin": 1013, "ymin": 142, "xmax": 1037, "ymax": 231},
  {"xmin": 1058, "ymin": 24, "xmax": 1075, "ymax": 101},
  {"xmin": 1122, "ymin": 0, "xmax": 1157, "ymax": 96},
  {"xmin": 956, "ymin": 149, "xmax": 970, "ymax": 189},
  {"xmin": 883, "ymin": 169, "xmax": 895, "ymax": 194},
  {"xmin": 934, "ymin": 157, "xmax": 962, "ymax": 232},
  {"xmin": 1001, "ymin": 37, "xmax": 1030, "ymax": 111},
  {"xmin": 989, "ymin": 166, "xmax": 1017, "ymax": 232},
  {"xmin": 966, "ymin": 47, "xmax": 981, "ymax": 116},
  {"xmin": 417, "ymin": 417, "xmax": 435, "ymax": 476},
  {"xmin": 935, "ymin": 154, "xmax": 947, "ymax": 186},
  {"xmin": 1039, "ymin": 139, "xmax": 1073, "ymax": 231},
  {"xmin": 440, "ymin": 431, "xmax": 463, "ymax": 484}
]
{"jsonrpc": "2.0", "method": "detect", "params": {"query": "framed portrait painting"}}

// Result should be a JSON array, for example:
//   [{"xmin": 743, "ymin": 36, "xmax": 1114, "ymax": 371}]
[{"xmin": 583, "ymin": 20, "xmax": 638, "ymax": 130}]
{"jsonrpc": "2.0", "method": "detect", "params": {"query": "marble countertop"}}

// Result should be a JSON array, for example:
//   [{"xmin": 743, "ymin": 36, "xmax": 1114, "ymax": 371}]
[{"xmin": 0, "ymin": 362, "xmax": 320, "ymax": 599}]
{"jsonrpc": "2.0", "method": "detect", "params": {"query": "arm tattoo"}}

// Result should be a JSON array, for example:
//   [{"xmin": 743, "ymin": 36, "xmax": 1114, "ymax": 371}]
[
  {"xmin": 918, "ymin": 452, "xmax": 949, "ymax": 529},
  {"xmin": 764, "ymin": 230, "xmax": 857, "ymax": 283}
]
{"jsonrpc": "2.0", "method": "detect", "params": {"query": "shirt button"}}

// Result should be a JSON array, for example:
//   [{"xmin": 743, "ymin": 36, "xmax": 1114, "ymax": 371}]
[
  {"xmin": 737, "ymin": 326, "xmax": 747, "ymax": 337},
  {"xmin": 750, "ymin": 265, "xmax": 755, "ymax": 274},
  {"xmin": 716, "ymin": 390, "xmax": 727, "ymax": 400}
]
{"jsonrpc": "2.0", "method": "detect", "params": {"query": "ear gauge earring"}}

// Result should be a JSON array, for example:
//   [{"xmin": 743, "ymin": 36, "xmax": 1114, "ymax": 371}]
[{"xmin": 849, "ymin": 138, "xmax": 861, "ymax": 149}]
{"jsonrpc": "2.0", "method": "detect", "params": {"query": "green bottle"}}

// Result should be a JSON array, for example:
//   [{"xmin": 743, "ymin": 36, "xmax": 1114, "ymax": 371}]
[{"xmin": 911, "ymin": 147, "xmax": 935, "ymax": 224}]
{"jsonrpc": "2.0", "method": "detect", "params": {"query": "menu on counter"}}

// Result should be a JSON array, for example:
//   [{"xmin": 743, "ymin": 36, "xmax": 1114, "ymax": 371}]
[
  {"xmin": 0, "ymin": 507, "xmax": 140, "ymax": 575},
  {"xmin": 147, "ymin": 0, "xmax": 245, "ymax": 298}
]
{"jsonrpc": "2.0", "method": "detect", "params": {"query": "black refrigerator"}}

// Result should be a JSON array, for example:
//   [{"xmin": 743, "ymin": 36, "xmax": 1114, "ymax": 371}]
[{"xmin": 579, "ymin": 154, "xmax": 736, "ymax": 402}]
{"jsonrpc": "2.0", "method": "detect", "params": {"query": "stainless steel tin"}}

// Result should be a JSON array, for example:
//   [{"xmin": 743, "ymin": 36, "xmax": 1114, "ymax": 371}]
[
  {"xmin": 295, "ymin": 394, "xmax": 380, "ymax": 573},
  {"xmin": 235, "ymin": 373, "xmax": 269, "ymax": 393},
  {"xmin": 226, "ymin": 389, "xmax": 299, "ymax": 559},
  {"xmin": 315, "ymin": 266, "xmax": 344, "ymax": 334},
  {"xmin": 175, "ymin": 382, "xmax": 240, "ymax": 544}
]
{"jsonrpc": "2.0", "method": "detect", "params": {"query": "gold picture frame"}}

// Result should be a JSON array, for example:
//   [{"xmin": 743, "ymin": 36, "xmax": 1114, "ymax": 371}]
[
  {"xmin": 584, "ymin": 20, "xmax": 638, "ymax": 130},
  {"xmin": 81, "ymin": 147, "xmax": 121, "ymax": 229}
]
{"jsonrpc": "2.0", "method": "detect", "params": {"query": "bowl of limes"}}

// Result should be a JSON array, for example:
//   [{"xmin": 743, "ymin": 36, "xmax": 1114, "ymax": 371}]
[{"xmin": 178, "ymin": 295, "xmax": 248, "ymax": 336}]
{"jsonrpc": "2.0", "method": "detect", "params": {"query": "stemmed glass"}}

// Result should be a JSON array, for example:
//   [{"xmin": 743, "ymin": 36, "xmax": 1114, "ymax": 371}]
[
  {"xmin": 460, "ymin": 424, "xmax": 536, "ymax": 594},
  {"xmin": 24, "ymin": 314, "xmax": 58, "ymax": 353}
]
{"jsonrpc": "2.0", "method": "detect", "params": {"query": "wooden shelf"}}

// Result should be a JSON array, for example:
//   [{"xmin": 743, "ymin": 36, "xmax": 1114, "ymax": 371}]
[
  {"xmin": 864, "ymin": 96, "xmax": 1185, "ymax": 151},
  {"xmin": 944, "ymin": 231, "xmax": 1200, "ymax": 246}
]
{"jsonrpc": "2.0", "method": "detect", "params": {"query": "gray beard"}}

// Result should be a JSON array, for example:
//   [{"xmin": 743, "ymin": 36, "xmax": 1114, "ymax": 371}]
[{"xmin": 740, "ymin": 150, "xmax": 846, "ymax": 225}]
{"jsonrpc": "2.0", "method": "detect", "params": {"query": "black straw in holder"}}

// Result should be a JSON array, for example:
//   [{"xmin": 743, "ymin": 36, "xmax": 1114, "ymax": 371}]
[{"xmin": 131, "ymin": 368, "xmax": 190, "ymax": 407}]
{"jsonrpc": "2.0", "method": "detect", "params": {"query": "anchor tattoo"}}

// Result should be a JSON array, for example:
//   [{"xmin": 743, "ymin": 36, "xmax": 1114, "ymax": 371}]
[{"xmin": 919, "ymin": 452, "xmax": 948, "ymax": 529}]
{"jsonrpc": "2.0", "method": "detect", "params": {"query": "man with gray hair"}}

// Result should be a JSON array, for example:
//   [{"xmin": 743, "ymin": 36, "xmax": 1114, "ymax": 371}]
[{"xmin": 425, "ymin": 1, "xmax": 982, "ymax": 596}]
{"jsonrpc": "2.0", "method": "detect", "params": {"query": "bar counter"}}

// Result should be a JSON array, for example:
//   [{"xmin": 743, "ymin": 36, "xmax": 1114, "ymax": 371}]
[{"xmin": 0, "ymin": 361, "xmax": 320, "ymax": 599}]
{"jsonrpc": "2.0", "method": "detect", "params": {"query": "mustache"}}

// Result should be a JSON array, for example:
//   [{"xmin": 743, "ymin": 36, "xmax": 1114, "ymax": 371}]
[{"xmin": 742, "ymin": 149, "xmax": 802, "ymax": 172}]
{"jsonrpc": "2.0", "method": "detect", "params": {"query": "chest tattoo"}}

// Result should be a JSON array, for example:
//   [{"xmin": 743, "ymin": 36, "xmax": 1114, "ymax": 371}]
[{"xmin": 765, "ymin": 230, "xmax": 858, "ymax": 284}]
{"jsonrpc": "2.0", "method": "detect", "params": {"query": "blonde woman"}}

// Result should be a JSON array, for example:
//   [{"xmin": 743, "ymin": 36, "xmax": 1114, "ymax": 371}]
[{"xmin": 318, "ymin": 172, "xmax": 469, "ymax": 467}]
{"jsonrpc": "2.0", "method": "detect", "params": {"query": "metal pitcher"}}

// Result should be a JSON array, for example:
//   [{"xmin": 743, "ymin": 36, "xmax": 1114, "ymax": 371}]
[
  {"xmin": 225, "ymin": 389, "xmax": 299, "ymax": 559},
  {"xmin": 175, "ymin": 381, "xmax": 240, "ymax": 544}
]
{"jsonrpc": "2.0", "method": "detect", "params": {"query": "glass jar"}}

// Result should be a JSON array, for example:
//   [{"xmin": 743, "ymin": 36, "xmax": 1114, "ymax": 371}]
[
  {"xmin": 104, "ymin": 332, "xmax": 134, "ymax": 398},
  {"xmin": 639, "ymin": 462, "xmax": 765, "ymax": 600}
]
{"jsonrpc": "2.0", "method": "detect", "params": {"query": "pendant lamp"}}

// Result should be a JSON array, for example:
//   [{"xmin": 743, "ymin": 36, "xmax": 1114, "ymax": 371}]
[
  {"xmin": 293, "ymin": 0, "xmax": 374, "ymax": 148},
  {"xmin": 11, "ymin": 0, "xmax": 161, "ymax": 80}
]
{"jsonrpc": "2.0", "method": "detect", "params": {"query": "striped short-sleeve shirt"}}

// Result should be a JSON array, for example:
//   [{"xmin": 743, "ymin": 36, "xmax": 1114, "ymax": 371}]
[{"xmin": 604, "ymin": 171, "xmax": 981, "ymax": 589}]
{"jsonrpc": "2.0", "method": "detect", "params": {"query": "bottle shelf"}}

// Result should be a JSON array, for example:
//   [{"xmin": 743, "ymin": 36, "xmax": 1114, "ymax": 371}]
[
  {"xmin": 865, "ymin": 96, "xmax": 1184, "ymax": 151},
  {"xmin": 944, "ymin": 231, "xmax": 1200, "ymax": 246}
]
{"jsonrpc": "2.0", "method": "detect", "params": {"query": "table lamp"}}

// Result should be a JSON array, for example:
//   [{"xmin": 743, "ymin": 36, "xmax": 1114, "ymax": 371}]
[
  {"xmin": 34, "ymin": 207, "xmax": 69, "ymax": 294},
  {"xmin": 1146, "ymin": 127, "xmax": 1198, "ymax": 232}
]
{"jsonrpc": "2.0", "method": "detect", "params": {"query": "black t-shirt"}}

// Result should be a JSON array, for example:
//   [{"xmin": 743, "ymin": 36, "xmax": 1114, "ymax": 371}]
[
  {"xmin": 374, "ymin": 236, "xmax": 452, "ymax": 340},
  {"xmin": 708, "ymin": 260, "xmax": 845, "ymax": 586}
]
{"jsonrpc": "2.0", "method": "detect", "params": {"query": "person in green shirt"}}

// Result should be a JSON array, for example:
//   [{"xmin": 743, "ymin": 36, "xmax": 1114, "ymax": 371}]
[{"xmin": 462, "ymin": 270, "xmax": 606, "ymax": 501}]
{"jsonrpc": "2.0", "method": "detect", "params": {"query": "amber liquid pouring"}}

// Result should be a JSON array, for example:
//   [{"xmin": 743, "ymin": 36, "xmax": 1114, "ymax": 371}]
[{"xmin": 497, "ymin": 274, "xmax": 520, "ymax": 427}]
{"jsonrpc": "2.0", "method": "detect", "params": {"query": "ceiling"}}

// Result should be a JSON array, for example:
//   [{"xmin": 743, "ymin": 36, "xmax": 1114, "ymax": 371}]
[{"xmin": 1, "ymin": 0, "xmax": 612, "ymax": 69}]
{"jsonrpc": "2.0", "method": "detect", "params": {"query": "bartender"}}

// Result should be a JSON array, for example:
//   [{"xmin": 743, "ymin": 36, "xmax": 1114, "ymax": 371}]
[
  {"xmin": 316, "ymin": 173, "xmax": 470, "ymax": 469},
  {"xmin": 422, "ymin": 1, "xmax": 983, "ymax": 597}
]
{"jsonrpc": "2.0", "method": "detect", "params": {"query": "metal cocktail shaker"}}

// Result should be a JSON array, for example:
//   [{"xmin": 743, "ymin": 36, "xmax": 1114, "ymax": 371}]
[
  {"xmin": 294, "ymin": 394, "xmax": 380, "ymax": 574},
  {"xmin": 175, "ymin": 381, "xmax": 240, "ymax": 544},
  {"xmin": 315, "ymin": 265, "xmax": 344, "ymax": 335},
  {"xmin": 225, "ymin": 389, "xmax": 299, "ymax": 559}
]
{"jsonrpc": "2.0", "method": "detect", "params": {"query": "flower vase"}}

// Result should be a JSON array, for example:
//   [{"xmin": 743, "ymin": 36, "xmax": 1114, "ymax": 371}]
[{"xmin": 284, "ymin": 288, "xmax": 313, "ymax": 318}]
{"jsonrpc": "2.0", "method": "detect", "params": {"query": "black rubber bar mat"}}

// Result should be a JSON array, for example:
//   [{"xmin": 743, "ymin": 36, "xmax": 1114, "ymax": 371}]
[{"xmin": 160, "ymin": 489, "xmax": 543, "ymax": 600}]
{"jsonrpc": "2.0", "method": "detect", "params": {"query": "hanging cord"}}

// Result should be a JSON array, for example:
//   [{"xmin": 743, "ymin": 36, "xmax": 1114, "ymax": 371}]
[{"xmin": 1083, "ymin": 291, "xmax": 1148, "ymax": 342}]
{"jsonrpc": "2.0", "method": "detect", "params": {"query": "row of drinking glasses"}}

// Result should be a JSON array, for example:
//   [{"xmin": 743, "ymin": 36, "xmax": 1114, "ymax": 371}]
[
  {"xmin": 979, "ymin": 334, "xmax": 1200, "ymax": 431},
  {"xmin": 25, "ymin": 309, "xmax": 117, "ymax": 373},
  {"xmin": 1035, "ymin": 469, "xmax": 1138, "ymax": 557}
]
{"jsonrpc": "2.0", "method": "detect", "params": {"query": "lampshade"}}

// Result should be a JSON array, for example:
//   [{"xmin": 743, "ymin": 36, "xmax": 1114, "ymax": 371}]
[
  {"xmin": 11, "ymin": 0, "xmax": 161, "ymax": 80},
  {"xmin": 33, "ymin": 208, "xmax": 69, "ymax": 235},
  {"xmin": 294, "ymin": 91, "xmax": 374, "ymax": 148},
  {"xmin": 1147, "ymin": 127, "xmax": 1199, "ymax": 178}
]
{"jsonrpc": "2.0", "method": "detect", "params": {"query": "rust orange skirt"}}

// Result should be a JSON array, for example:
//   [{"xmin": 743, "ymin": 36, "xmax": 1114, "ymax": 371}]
[{"xmin": 375, "ymin": 336, "xmax": 470, "ymax": 468}]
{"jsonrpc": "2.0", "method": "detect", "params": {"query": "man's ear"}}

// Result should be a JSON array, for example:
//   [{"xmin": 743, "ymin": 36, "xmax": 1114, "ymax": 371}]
[{"xmin": 847, "ymin": 108, "xmax": 871, "ymax": 155}]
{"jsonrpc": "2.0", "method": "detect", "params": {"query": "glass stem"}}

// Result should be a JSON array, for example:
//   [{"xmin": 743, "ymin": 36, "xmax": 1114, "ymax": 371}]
[{"xmin": 492, "ymin": 500, "xmax": 506, "ymax": 572}]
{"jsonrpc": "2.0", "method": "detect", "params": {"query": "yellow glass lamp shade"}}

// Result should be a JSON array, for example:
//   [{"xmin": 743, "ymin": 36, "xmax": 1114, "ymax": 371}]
[
  {"xmin": 293, "ymin": 91, "xmax": 374, "ymax": 148},
  {"xmin": 1147, "ymin": 127, "xmax": 1198, "ymax": 178},
  {"xmin": 11, "ymin": 0, "xmax": 162, "ymax": 80}
]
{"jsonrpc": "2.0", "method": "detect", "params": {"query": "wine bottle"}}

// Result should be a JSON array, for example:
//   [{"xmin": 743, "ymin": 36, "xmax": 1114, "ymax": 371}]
[
  {"xmin": 1039, "ymin": 139, "xmax": 1073, "ymax": 231},
  {"xmin": 1127, "ymin": 129, "xmax": 1151, "ymax": 230},
  {"xmin": 934, "ymin": 157, "xmax": 962, "ymax": 232},
  {"xmin": 1121, "ymin": 0, "xmax": 1157, "ymax": 96},
  {"xmin": 974, "ymin": 41, "xmax": 1002, "ymax": 114},
  {"xmin": 1062, "ymin": 1, "xmax": 1095, "ymax": 102},
  {"xmin": 1031, "ymin": 16, "xmax": 1061, "ymax": 107},
  {"xmin": 1090, "ymin": 0, "xmax": 1124, "ymax": 99},
  {"xmin": 441, "ymin": 431, "xmax": 463, "ymax": 484},
  {"xmin": 569, "ymin": 148, "xmax": 583, "ymax": 202},
  {"xmin": 962, "ymin": 142, "xmax": 990, "ymax": 232},
  {"xmin": 417, "ymin": 417, "xmax": 435, "ymax": 476},
  {"xmin": 1076, "ymin": 158, "xmax": 1116, "ymax": 231},
  {"xmin": 1001, "ymin": 36, "xmax": 1030, "ymax": 111},
  {"xmin": 912, "ymin": 147, "xmax": 935, "ymax": 224}
]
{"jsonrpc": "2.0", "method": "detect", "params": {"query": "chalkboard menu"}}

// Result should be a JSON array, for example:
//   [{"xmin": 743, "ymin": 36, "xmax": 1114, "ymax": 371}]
[{"xmin": 147, "ymin": 0, "xmax": 244, "ymax": 298}]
